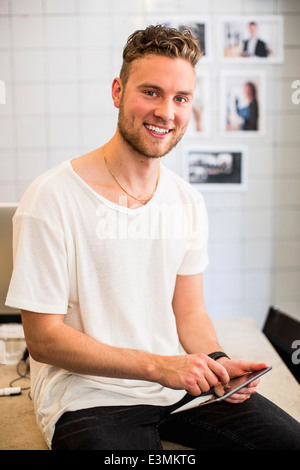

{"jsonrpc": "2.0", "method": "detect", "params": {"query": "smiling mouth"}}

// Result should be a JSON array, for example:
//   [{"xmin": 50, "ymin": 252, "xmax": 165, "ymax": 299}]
[{"xmin": 144, "ymin": 124, "xmax": 172, "ymax": 135}]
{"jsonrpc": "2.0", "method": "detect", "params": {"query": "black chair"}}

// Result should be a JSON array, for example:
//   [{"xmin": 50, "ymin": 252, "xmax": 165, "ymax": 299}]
[{"xmin": 262, "ymin": 306, "xmax": 300, "ymax": 384}]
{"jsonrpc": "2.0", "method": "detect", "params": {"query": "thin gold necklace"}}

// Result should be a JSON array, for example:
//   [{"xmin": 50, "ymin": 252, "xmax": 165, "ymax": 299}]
[{"xmin": 102, "ymin": 146, "xmax": 160, "ymax": 203}]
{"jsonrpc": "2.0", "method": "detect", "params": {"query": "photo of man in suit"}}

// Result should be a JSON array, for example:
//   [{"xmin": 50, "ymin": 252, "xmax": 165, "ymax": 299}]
[{"xmin": 242, "ymin": 22, "xmax": 269, "ymax": 58}]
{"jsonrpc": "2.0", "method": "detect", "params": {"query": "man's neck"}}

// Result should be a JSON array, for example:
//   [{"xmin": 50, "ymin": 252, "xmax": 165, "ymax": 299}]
[{"xmin": 103, "ymin": 133, "xmax": 161, "ymax": 203}]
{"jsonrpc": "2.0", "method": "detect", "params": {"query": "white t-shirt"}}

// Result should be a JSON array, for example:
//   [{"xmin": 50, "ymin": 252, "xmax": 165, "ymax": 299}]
[
  {"xmin": 246, "ymin": 37, "xmax": 258, "ymax": 56},
  {"xmin": 6, "ymin": 160, "xmax": 209, "ymax": 448}
]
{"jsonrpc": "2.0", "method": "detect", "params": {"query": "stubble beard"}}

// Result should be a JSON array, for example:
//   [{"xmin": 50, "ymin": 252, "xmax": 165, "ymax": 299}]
[{"xmin": 117, "ymin": 101, "xmax": 185, "ymax": 160}]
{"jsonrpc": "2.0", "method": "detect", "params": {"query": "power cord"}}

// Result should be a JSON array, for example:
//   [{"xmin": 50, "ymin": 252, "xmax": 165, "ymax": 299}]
[{"xmin": 9, "ymin": 347, "xmax": 31, "ymax": 397}]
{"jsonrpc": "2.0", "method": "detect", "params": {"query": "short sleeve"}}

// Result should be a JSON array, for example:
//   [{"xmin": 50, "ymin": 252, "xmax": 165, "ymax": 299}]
[
  {"xmin": 6, "ymin": 213, "xmax": 69, "ymax": 314},
  {"xmin": 177, "ymin": 198, "xmax": 209, "ymax": 275}
]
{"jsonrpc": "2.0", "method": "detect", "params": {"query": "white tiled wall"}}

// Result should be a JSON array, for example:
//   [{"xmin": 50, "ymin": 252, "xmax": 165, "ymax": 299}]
[{"xmin": 0, "ymin": 0, "xmax": 299, "ymax": 326}]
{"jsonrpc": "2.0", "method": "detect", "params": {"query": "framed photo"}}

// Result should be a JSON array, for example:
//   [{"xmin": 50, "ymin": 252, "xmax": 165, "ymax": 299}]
[
  {"xmin": 183, "ymin": 145, "xmax": 247, "ymax": 191},
  {"xmin": 187, "ymin": 70, "xmax": 211, "ymax": 136},
  {"xmin": 145, "ymin": 16, "xmax": 211, "ymax": 62},
  {"xmin": 220, "ymin": 70, "xmax": 266, "ymax": 136},
  {"xmin": 219, "ymin": 15, "xmax": 284, "ymax": 64}
]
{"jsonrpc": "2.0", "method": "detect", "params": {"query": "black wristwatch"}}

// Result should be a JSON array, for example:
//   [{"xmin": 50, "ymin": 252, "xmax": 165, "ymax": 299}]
[{"xmin": 208, "ymin": 351, "xmax": 230, "ymax": 361}]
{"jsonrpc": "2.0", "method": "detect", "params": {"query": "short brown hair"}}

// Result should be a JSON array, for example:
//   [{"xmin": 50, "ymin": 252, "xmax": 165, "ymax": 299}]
[{"xmin": 120, "ymin": 25, "xmax": 203, "ymax": 86}]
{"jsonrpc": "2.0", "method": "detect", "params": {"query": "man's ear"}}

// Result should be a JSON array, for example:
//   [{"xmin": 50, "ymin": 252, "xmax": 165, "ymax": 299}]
[{"xmin": 112, "ymin": 78, "xmax": 123, "ymax": 109}]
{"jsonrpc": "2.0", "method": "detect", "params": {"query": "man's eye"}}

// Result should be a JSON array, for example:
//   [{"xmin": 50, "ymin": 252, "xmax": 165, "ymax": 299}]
[
  {"xmin": 145, "ymin": 91, "xmax": 157, "ymax": 97},
  {"xmin": 175, "ymin": 96, "xmax": 188, "ymax": 103}
]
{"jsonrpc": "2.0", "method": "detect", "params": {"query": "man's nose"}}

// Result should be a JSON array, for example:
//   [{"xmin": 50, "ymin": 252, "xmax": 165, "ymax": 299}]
[{"xmin": 154, "ymin": 98, "xmax": 175, "ymax": 122}]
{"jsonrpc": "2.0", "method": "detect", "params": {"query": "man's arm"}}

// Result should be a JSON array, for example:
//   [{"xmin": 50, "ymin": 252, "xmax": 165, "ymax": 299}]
[
  {"xmin": 172, "ymin": 273, "xmax": 268, "ymax": 402},
  {"xmin": 21, "ymin": 308, "xmax": 229, "ymax": 397},
  {"xmin": 172, "ymin": 273, "xmax": 223, "ymax": 355},
  {"xmin": 21, "ymin": 310, "xmax": 155, "ymax": 379}
]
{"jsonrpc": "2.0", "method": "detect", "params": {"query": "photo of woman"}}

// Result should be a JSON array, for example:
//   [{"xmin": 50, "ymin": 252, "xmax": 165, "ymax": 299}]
[{"xmin": 220, "ymin": 71, "xmax": 265, "ymax": 135}]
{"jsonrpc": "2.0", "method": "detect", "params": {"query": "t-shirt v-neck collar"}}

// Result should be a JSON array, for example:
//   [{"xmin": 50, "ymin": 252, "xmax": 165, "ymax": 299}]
[{"xmin": 65, "ymin": 160, "xmax": 163, "ymax": 215}]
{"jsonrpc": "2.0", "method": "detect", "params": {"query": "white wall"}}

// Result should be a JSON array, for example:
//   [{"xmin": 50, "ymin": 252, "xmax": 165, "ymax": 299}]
[{"xmin": 0, "ymin": 0, "xmax": 299, "ymax": 327}]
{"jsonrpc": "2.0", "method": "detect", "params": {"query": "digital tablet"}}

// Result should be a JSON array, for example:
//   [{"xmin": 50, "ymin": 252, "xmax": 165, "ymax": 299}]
[{"xmin": 171, "ymin": 366, "xmax": 272, "ymax": 413}]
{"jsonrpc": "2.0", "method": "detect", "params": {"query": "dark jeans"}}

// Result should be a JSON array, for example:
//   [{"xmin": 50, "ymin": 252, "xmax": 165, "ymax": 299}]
[{"xmin": 52, "ymin": 393, "xmax": 300, "ymax": 450}]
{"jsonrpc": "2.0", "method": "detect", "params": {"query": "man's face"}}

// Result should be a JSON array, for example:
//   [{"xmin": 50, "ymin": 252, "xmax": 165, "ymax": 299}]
[
  {"xmin": 249, "ymin": 23, "xmax": 257, "ymax": 38},
  {"xmin": 114, "ymin": 54, "xmax": 196, "ymax": 159}
]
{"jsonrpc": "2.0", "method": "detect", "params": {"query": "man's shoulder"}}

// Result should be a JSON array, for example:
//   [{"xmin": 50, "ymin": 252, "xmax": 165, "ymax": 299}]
[
  {"xmin": 17, "ymin": 161, "xmax": 71, "ymax": 216},
  {"xmin": 160, "ymin": 164, "xmax": 204, "ymax": 203}
]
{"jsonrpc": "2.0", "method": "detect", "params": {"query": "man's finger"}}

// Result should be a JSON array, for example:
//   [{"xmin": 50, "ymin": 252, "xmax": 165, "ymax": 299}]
[{"xmin": 208, "ymin": 357, "xmax": 230, "ymax": 385}]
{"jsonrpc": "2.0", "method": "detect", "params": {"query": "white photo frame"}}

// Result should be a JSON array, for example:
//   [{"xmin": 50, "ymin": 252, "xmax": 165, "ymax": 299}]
[
  {"xmin": 145, "ymin": 16, "xmax": 212, "ymax": 63},
  {"xmin": 187, "ymin": 70, "xmax": 211, "ymax": 137},
  {"xmin": 183, "ymin": 144, "xmax": 247, "ymax": 191},
  {"xmin": 219, "ymin": 15, "xmax": 284, "ymax": 64},
  {"xmin": 220, "ymin": 70, "xmax": 266, "ymax": 136}
]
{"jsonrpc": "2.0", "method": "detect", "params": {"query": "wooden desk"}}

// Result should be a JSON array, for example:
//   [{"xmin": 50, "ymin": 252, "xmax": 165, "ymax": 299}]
[{"xmin": 1, "ymin": 317, "xmax": 299, "ymax": 450}]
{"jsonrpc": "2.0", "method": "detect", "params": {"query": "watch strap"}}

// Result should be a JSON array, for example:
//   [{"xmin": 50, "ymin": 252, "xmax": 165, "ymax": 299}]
[{"xmin": 208, "ymin": 351, "xmax": 230, "ymax": 361}]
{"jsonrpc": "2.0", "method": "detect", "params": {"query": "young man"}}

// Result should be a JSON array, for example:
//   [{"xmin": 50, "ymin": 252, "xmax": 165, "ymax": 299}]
[{"xmin": 6, "ymin": 25, "xmax": 300, "ymax": 450}]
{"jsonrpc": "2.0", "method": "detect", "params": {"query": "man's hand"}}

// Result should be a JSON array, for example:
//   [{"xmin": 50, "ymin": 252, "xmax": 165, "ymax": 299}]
[
  {"xmin": 153, "ymin": 353, "xmax": 230, "ymax": 396},
  {"xmin": 214, "ymin": 359, "xmax": 268, "ymax": 404}
]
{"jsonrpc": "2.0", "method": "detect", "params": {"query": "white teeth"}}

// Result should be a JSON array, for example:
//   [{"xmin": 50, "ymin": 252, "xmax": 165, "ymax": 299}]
[{"xmin": 146, "ymin": 124, "xmax": 170, "ymax": 134}]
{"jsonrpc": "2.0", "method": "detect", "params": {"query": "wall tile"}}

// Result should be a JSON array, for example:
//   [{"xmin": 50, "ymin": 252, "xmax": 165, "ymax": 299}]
[
  {"xmin": 275, "ymin": 178, "xmax": 300, "ymax": 206},
  {"xmin": 245, "ymin": 0, "xmax": 276, "ymax": 13},
  {"xmin": 210, "ymin": 240, "xmax": 244, "ymax": 271},
  {"xmin": 276, "ymin": 79, "xmax": 300, "ymax": 112},
  {"xmin": 112, "ymin": 15, "xmax": 145, "ymax": 50},
  {"xmin": 0, "ymin": 18, "xmax": 10, "ymax": 48},
  {"xmin": 284, "ymin": 16, "xmax": 300, "ymax": 46},
  {"xmin": 144, "ymin": 0, "xmax": 181, "ymax": 14},
  {"xmin": 0, "ymin": 82, "xmax": 13, "ymax": 116},
  {"xmin": 45, "ymin": 16, "xmax": 78, "ymax": 49},
  {"xmin": 276, "ymin": 114, "xmax": 300, "ymax": 144},
  {"xmin": 213, "ymin": 0, "xmax": 245, "ymax": 13},
  {"xmin": 78, "ymin": 0, "xmax": 112, "ymax": 14},
  {"xmin": 243, "ymin": 178, "xmax": 273, "ymax": 208},
  {"xmin": 16, "ymin": 150, "xmax": 48, "ymax": 180},
  {"xmin": 11, "ymin": 16, "xmax": 44, "ymax": 49},
  {"xmin": 0, "ymin": 118, "xmax": 14, "ymax": 148},
  {"xmin": 46, "ymin": 50, "xmax": 78, "ymax": 81},
  {"xmin": 244, "ymin": 271, "xmax": 272, "ymax": 301},
  {"xmin": 274, "ymin": 240, "xmax": 300, "ymax": 268},
  {"xmin": 79, "ymin": 49, "xmax": 111, "ymax": 81},
  {"xmin": 278, "ymin": 0, "xmax": 300, "ymax": 13},
  {"xmin": 79, "ymin": 16, "xmax": 110, "ymax": 48},
  {"xmin": 44, "ymin": 0, "xmax": 77, "ymax": 14},
  {"xmin": 275, "ymin": 209, "xmax": 300, "ymax": 238},
  {"xmin": 16, "ymin": 117, "xmax": 47, "ymax": 148},
  {"xmin": 276, "ymin": 49, "xmax": 300, "ymax": 79},
  {"xmin": 244, "ymin": 240, "xmax": 273, "ymax": 270},
  {"xmin": 0, "ymin": 51, "xmax": 11, "ymax": 82},
  {"xmin": 48, "ymin": 83, "xmax": 79, "ymax": 115},
  {"xmin": 81, "ymin": 115, "xmax": 116, "ymax": 149},
  {"xmin": 15, "ymin": 83, "xmax": 45, "ymax": 115},
  {"xmin": 13, "ymin": 50, "xmax": 45, "ymax": 82},
  {"xmin": 0, "ymin": 184, "xmax": 17, "ymax": 202},
  {"xmin": 209, "ymin": 209, "xmax": 243, "ymax": 241},
  {"xmin": 49, "ymin": 116, "xmax": 80, "ymax": 148},
  {"xmin": 179, "ymin": 0, "xmax": 212, "ymax": 13},
  {"xmin": 0, "ymin": 0, "xmax": 9, "ymax": 15},
  {"xmin": 213, "ymin": 271, "xmax": 244, "ymax": 301},
  {"xmin": 0, "ymin": 0, "xmax": 299, "ymax": 325},
  {"xmin": 0, "ymin": 151, "xmax": 16, "ymax": 181},
  {"xmin": 273, "ymin": 271, "xmax": 300, "ymax": 299},
  {"xmin": 275, "ymin": 145, "xmax": 300, "ymax": 175},
  {"xmin": 80, "ymin": 81, "xmax": 112, "ymax": 115},
  {"xmin": 10, "ymin": 0, "xmax": 43, "ymax": 15},
  {"xmin": 243, "ymin": 209, "xmax": 273, "ymax": 239}
]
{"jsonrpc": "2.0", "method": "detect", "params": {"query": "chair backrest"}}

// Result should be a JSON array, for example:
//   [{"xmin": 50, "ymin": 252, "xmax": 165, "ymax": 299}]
[
  {"xmin": 262, "ymin": 305, "xmax": 300, "ymax": 383},
  {"xmin": 0, "ymin": 203, "xmax": 19, "ymax": 318}
]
